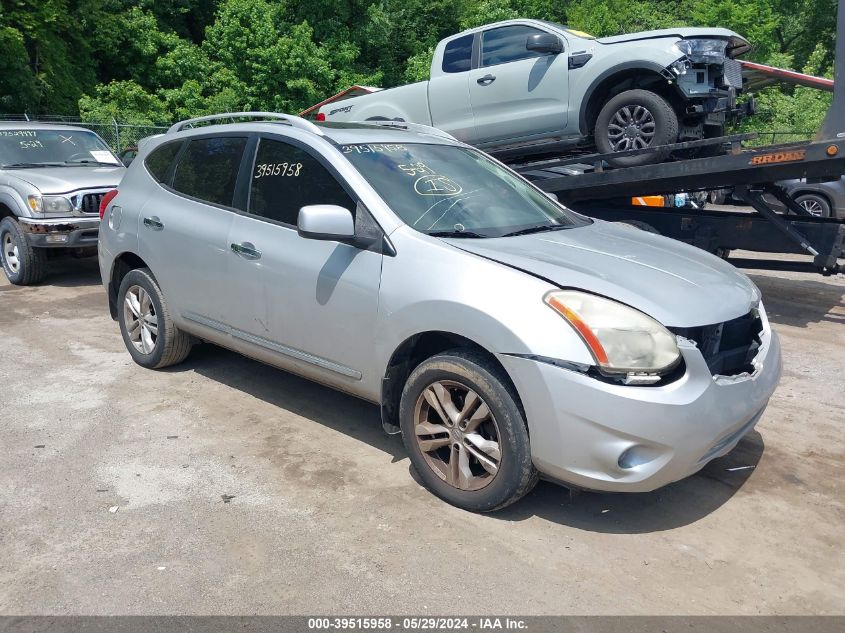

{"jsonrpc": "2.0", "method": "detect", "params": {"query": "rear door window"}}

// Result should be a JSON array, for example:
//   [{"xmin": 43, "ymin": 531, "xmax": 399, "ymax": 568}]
[
  {"xmin": 442, "ymin": 34, "xmax": 474, "ymax": 73},
  {"xmin": 248, "ymin": 138, "xmax": 355, "ymax": 226},
  {"xmin": 171, "ymin": 136, "xmax": 247, "ymax": 207}
]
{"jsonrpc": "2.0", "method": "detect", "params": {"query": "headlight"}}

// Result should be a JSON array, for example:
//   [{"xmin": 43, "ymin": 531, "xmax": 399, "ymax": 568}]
[
  {"xmin": 27, "ymin": 195, "xmax": 73, "ymax": 215},
  {"xmin": 674, "ymin": 38, "xmax": 728, "ymax": 64},
  {"xmin": 545, "ymin": 290, "xmax": 680, "ymax": 381}
]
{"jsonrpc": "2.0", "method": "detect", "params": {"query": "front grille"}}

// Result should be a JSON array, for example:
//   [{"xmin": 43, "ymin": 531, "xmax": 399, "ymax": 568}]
[
  {"xmin": 671, "ymin": 311, "xmax": 763, "ymax": 376},
  {"xmin": 80, "ymin": 192, "xmax": 104, "ymax": 215}
]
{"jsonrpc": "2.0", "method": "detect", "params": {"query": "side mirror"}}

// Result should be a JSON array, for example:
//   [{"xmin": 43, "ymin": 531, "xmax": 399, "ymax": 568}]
[
  {"xmin": 297, "ymin": 204, "xmax": 355, "ymax": 241},
  {"xmin": 526, "ymin": 33, "xmax": 563, "ymax": 55},
  {"xmin": 544, "ymin": 191, "xmax": 559, "ymax": 202}
]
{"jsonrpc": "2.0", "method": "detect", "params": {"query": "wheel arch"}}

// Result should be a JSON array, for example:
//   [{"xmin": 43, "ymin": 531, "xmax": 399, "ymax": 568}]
[
  {"xmin": 791, "ymin": 189, "xmax": 832, "ymax": 209},
  {"xmin": 108, "ymin": 251, "xmax": 153, "ymax": 319},
  {"xmin": 579, "ymin": 62, "xmax": 680, "ymax": 136},
  {"xmin": 379, "ymin": 330, "xmax": 523, "ymax": 434},
  {"xmin": 0, "ymin": 202, "xmax": 14, "ymax": 221}
]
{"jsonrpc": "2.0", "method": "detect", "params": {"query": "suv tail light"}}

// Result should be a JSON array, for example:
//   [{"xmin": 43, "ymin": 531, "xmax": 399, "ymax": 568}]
[
  {"xmin": 99, "ymin": 189, "xmax": 119, "ymax": 219},
  {"xmin": 315, "ymin": 112, "xmax": 326, "ymax": 121}
]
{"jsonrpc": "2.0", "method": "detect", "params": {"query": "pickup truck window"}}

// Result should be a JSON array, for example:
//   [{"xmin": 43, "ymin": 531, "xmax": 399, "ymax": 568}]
[
  {"xmin": 171, "ymin": 137, "xmax": 247, "ymax": 208},
  {"xmin": 442, "ymin": 34, "xmax": 474, "ymax": 73},
  {"xmin": 0, "ymin": 129, "xmax": 119, "ymax": 167},
  {"xmin": 248, "ymin": 139, "xmax": 356, "ymax": 226},
  {"xmin": 482, "ymin": 25, "xmax": 549, "ymax": 67},
  {"xmin": 341, "ymin": 143, "xmax": 588, "ymax": 238}
]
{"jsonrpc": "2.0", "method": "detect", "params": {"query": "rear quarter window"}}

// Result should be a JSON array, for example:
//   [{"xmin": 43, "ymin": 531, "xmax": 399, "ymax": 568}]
[{"xmin": 144, "ymin": 141, "xmax": 181, "ymax": 184}]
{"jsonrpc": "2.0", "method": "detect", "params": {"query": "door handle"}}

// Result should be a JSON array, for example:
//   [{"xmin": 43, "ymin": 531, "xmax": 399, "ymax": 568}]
[
  {"xmin": 230, "ymin": 241, "xmax": 262, "ymax": 260},
  {"xmin": 476, "ymin": 74, "xmax": 496, "ymax": 86},
  {"xmin": 143, "ymin": 216, "xmax": 164, "ymax": 230}
]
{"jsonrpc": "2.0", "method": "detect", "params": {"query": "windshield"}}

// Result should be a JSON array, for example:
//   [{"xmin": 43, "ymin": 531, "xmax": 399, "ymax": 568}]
[
  {"xmin": 341, "ymin": 143, "xmax": 589, "ymax": 238},
  {"xmin": 0, "ymin": 129, "xmax": 120, "ymax": 167}
]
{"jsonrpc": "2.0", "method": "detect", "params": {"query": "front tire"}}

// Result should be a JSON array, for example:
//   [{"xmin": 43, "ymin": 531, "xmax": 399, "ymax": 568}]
[
  {"xmin": 117, "ymin": 267, "xmax": 192, "ymax": 369},
  {"xmin": 595, "ymin": 89, "xmax": 679, "ymax": 167},
  {"xmin": 793, "ymin": 193, "xmax": 831, "ymax": 218},
  {"xmin": 399, "ymin": 350, "xmax": 537, "ymax": 512},
  {"xmin": 0, "ymin": 217, "xmax": 47, "ymax": 285}
]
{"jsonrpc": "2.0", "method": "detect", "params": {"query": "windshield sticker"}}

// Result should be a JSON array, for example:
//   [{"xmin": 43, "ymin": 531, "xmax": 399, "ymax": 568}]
[
  {"xmin": 90, "ymin": 150, "xmax": 120, "ymax": 164},
  {"xmin": 254, "ymin": 162, "xmax": 303, "ymax": 178},
  {"xmin": 342, "ymin": 144, "xmax": 407, "ymax": 154}
]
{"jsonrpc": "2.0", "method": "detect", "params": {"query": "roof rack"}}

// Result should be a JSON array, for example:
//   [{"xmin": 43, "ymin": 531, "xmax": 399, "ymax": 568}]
[
  {"xmin": 362, "ymin": 120, "xmax": 459, "ymax": 142},
  {"xmin": 167, "ymin": 112, "xmax": 323, "ymax": 135}
]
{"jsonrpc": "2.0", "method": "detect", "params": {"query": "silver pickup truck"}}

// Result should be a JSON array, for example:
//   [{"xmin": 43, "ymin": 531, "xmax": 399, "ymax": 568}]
[
  {"xmin": 319, "ymin": 19, "xmax": 752, "ymax": 166},
  {"xmin": 0, "ymin": 123, "xmax": 124, "ymax": 285}
]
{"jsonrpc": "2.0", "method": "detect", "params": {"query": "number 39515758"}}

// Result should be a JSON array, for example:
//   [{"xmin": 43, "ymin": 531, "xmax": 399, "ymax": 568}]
[{"xmin": 254, "ymin": 162, "xmax": 302, "ymax": 178}]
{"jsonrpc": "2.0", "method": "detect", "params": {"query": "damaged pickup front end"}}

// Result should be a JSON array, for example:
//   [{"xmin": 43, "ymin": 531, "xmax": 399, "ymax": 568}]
[{"xmin": 666, "ymin": 33, "xmax": 755, "ymax": 135}]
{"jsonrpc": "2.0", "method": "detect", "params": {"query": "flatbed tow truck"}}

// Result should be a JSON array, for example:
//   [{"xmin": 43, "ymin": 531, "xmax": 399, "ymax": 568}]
[
  {"xmin": 509, "ymin": 4, "xmax": 845, "ymax": 275},
  {"xmin": 306, "ymin": 4, "xmax": 845, "ymax": 274}
]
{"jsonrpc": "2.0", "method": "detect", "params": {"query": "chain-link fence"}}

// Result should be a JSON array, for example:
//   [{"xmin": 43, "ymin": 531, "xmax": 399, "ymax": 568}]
[{"xmin": 0, "ymin": 115, "xmax": 169, "ymax": 152}]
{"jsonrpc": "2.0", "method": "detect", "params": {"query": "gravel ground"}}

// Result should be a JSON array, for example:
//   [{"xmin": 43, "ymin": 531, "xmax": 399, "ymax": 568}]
[{"xmin": 0, "ymin": 253, "xmax": 843, "ymax": 615}]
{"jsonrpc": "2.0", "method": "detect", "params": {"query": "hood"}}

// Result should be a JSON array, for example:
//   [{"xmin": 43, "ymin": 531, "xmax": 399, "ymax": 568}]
[
  {"xmin": 9, "ymin": 165, "xmax": 125, "ymax": 194},
  {"xmin": 597, "ymin": 27, "xmax": 751, "ymax": 58},
  {"xmin": 445, "ymin": 221, "xmax": 760, "ymax": 328}
]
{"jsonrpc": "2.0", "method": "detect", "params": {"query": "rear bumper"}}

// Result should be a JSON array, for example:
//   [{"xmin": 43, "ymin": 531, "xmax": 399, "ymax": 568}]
[
  {"xmin": 18, "ymin": 216, "xmax": 100, "ymax": 248},
  {"xmin": 500, "ymin": 326, "xmax": 782, "ymax": 493}
]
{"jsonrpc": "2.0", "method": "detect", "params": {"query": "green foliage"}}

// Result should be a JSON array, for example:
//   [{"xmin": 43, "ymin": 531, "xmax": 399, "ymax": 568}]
[
  {"xmin": 737, "ymin": 43, "xmax": 834, "ymax": 143},
  {"xmin": 0, "ymin": 0, "xmax": 837, "ymax": 135}
]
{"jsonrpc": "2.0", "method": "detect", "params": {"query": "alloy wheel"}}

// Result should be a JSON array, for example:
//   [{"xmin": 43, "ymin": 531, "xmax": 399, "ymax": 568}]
[
  {"xmin": 607, "ymin": 105, "xmax": 656, "ymax": 151},
  {"xmin": 123, "ymin": 285, "xmax": 158, "ymax": 355},
  {"xmin": 799, "ymin": 198, "xmax": 825, "ymax": 216},
  {"xmin": 413, "ymin": 380, "xmax": 502, "ymax": 491},
  {"xmin": 3, "ymin": 233, "xmax": 20, "ymax": 273}
]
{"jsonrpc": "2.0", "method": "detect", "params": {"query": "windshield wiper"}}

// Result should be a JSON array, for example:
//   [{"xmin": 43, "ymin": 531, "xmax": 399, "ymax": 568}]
[
  {"xmin": 428, "ymin": 229, "xmax": 489, "ymax": 239},
  {"xmin": 3, "ymin": 162, "xmax": 65, "ymax": 168},
  {"xmin": 64, "ymin": 160, "xmax": 120, "ymax": 167},
  {"xmin": 500, "ymin": 224, "xmax": 571, "ymax": 237}
]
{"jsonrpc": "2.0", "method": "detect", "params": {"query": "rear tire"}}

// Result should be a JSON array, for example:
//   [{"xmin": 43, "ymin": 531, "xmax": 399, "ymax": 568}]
[
  {"xmin": 595, "ymin": 89, "xmax": 679, "ymax": 167},
  {"xmin": 399, "ymin": 349, "xmax": 537, "ymax": 512},
  {"xmin": 117, "ymin": 267, "xmax": 192, "ymax": 369},
  {"xmin": 0, "ymin": 217, "xmax": 47, "ymax": 285}
]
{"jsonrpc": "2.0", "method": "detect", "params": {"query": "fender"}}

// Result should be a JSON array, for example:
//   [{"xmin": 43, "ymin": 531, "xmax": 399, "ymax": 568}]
[
  {"xmin": 577, "ymin": 60, "xmax": 672, "ymax": 135},
  {"xmin": 0, "ymin": 186, "xmax": 31, "ymax": 218},
  {"xmin": 356, "ymin": 103, "xmax": 409, "ymax": 123}
]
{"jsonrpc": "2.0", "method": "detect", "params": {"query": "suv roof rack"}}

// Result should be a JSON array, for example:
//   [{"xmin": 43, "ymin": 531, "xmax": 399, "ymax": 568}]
[
  {"xmin": 167, "ymin": 112, "xmax": 324, "ymax": 135},
  {"xmin": 361, "ymin": 120, "xmax": 458, "ymax": 142}
]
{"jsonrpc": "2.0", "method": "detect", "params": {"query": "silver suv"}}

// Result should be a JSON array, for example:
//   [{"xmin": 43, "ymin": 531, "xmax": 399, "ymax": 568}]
[
  {"xmin": 99, "ymin": 113, "xmax": 781, "ymax": 511},
  {"xmin": 1, "ymin": 123, "xmax": 124, "ymax": 284}
]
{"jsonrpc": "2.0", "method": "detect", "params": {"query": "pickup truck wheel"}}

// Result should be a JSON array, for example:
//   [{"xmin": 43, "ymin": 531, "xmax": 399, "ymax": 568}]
[
  {"xmin": 117, "ymin": 267, "xmax": 192, "ymax": 369},
  {"xmin": 399, "ymin": 350, "xmax": 537, "ymax": 512},
  {"xmin": 595, "ymin": 89, "xmax": 678, "ymax": 167},
  {"xmin": 0, "ymin": 217, "xmax": 47, "ymax": 285}
]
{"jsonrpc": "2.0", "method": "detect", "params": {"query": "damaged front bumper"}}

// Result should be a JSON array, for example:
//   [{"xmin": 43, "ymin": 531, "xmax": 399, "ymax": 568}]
[
  {"xmin": 18, "ymin": 216, "xmax": 100, "ymax": 248},
  {"xmin": 669, "ymin": 55, "xmax": 753, "ymax": 120},
  {"xmin": 498, "ymin": 321, "xmax": 782, "ymax": 493}
]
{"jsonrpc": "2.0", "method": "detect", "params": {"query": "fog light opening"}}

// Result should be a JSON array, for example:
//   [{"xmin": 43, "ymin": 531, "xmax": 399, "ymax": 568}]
[
  {"xmin": 45, "ymin": 234, "xmax": 69, "ymax": 243},
  {"xmin": 618, "ymin": 445, "xmax": 659, "ymax": 470}
]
